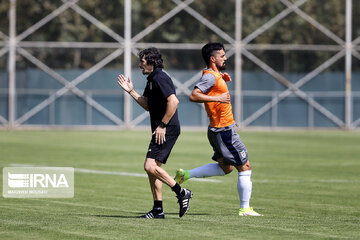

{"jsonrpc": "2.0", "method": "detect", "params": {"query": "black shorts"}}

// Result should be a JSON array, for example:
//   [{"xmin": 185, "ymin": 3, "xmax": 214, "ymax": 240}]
[{"xmin": 146, "ymin": 134, "xmax": 179, "ymax": 164}]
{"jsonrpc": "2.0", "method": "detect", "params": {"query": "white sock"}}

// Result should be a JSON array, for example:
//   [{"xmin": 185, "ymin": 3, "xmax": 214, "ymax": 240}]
[
  {"xmin": 189, "ymin": 163, "xmax": 225, "ymax": 178},
  {"xmin": 237, "ymin": 170, "xmax": 252, "ymax": 209}
]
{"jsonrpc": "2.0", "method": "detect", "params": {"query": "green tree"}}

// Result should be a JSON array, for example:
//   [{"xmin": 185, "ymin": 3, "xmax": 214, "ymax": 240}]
[{"xmin": 0, "ymin": 0, "xmax": 358, "ymax": 71}]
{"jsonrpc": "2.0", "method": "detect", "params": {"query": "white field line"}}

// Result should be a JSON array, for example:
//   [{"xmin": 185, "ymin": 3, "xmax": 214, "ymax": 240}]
[
  {"xmin": 9, "ymin": 164, "xmax": 222, "ymax": 183},
  {"xmin": 8, "ymin": 164, "xmax": 359, "ymax": 183},
  {"xmin": 8, "ymin": 164, "xmax": 360, "ymax": 183}
]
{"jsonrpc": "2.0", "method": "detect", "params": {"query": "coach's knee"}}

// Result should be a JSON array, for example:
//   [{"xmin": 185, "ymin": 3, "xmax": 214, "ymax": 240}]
[{"xmin": 144, "ymin": 159, "xmax": 157, "ymax": 174}]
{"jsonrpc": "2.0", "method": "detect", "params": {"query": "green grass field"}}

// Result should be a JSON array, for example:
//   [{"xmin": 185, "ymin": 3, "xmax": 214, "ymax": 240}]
[{"xmin": 0, "ymin": 130, "xmax": 359, "ymax": 239}]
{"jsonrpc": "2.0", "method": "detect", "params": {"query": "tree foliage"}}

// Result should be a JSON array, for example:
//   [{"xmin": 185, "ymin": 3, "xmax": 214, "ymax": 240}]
[{"xmin": 0, "ymin": 0, "xmax": 358, "ymax": 71}]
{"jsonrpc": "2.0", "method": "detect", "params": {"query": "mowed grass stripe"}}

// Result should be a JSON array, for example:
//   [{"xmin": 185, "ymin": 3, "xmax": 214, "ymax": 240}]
[{"xmin": 0, "ymin": 218, "xmax": 112, "ymax": 240}]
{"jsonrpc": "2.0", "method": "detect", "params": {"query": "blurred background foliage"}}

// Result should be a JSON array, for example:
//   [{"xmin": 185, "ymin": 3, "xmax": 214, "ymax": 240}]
[{"xmin": 0, "ymin": 0, "xmax": 359, "ymax": 71}]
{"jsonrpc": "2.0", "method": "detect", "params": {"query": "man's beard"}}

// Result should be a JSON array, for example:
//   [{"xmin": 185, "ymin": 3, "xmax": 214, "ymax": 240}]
[
  {"xmin": 218, "ymin": 63, "xmax": 226, "ymax": 71},
  {"xmin": 141, "ymin": 68, "xmax": 149, "ymax": 75}
]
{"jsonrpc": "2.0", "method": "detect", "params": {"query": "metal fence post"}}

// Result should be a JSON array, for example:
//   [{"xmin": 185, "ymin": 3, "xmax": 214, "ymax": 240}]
[
  {"xmin": 8, "ymin": 0, "xmax": 16, "ymax": 128},
  {"xmin": 345, "ymin": 0, "xmax": 352, "ymax": 129},
  {"xmin": 234, "ymin": 0, "xmax": 242, "ymax": 126},
  {"xmin": 124, "ymin": 0, "xmax": 132, "ymax": 129}
]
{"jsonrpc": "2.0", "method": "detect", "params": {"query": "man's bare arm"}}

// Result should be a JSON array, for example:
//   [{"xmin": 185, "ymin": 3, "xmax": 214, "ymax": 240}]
[
  {"xmin": 189, "ymin": 87, "xmax": 230, "ymax": 103},
  {"xmin": 117, "ymin": 74, "xmax": 149, "ymax": 111}
]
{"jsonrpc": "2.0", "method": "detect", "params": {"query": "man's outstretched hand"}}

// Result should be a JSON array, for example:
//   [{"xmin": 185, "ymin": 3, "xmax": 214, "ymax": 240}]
[{"xmin": 117, "ymin": 74, "xmax": 134, "ymax": 93}]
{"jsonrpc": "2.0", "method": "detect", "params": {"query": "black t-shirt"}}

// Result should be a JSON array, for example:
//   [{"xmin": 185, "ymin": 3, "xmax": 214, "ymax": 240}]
[{"xmin": 143, "ymin": 68, "xmax": 180, "ymax": 135}]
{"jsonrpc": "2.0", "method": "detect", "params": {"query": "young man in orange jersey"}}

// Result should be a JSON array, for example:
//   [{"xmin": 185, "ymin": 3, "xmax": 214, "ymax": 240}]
[{"xmin": 174, "ymin": 42, "xmax": 262, "ymax": 216}]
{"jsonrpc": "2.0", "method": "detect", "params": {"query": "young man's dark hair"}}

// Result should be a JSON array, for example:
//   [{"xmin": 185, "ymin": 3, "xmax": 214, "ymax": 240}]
[
  {"xmin": 201, "ymin": 42, "xmax": 225, "ymax": 66},
  {"xmin": 138, "ymin": 47, "xmax": 164, "ymax": 69}
]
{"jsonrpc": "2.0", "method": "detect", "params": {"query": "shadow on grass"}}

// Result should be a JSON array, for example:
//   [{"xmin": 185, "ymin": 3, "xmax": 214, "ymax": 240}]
[{"xmin": 92, "ymin": 212, "xmax": 210, "ymax": 219}]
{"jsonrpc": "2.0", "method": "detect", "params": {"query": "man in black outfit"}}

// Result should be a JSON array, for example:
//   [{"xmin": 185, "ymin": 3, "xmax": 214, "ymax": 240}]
[{"xmin": 117, "ymin": 47, "xmax": 192, "ymax": 219}]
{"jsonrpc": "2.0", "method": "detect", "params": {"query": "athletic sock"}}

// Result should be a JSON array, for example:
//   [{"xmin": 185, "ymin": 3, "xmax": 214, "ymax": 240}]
[
  {"xmin": 189, "ymin": 163, "xmax": 225, "ymax": 178},
  {"xmin": 237, "ymin": 170, "xmax": 252, "ymax": 209},
  {"xmin": 171, "ymin": 183, "xmax": 183, "ymax": 196},
  {"xmin": 153, "ymin": 200, "xmax": 163, "ymax": 213}
]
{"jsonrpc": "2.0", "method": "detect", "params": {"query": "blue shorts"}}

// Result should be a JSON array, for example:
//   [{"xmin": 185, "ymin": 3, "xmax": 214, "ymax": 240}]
[{"xmin": 207, "ymin": 125, "xmax": 248, "ymax": 166}]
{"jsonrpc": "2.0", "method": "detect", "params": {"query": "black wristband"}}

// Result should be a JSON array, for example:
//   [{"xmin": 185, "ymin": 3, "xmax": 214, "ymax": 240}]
[{"xmin": 159, "ymin": 121, "xmax": 167, "ymax": 128}]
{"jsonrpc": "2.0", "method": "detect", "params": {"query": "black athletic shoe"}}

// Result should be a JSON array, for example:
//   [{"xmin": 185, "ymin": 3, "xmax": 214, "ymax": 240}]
[
  {"xmin": 138, "ymin": 210, "xmax": 165, "ymax": 219},
  {"xmin": 176, "ymin": 188, "xmax": 193, "ymax": 218}
]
